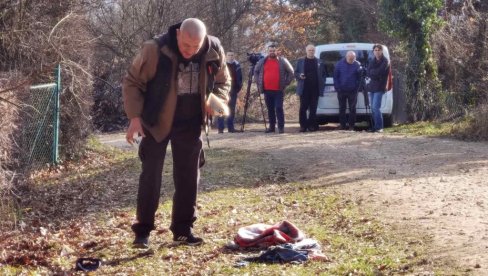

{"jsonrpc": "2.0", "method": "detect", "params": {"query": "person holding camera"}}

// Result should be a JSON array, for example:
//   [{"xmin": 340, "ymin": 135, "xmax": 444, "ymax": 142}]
[
  {"xmin": 253, "ymin": 45, "xmax": 294, "ymax": 134},
  {"xmin": 333, "ymin": 51, "xmax": 362, "ymax": 130},
  {"xmin": 367, "ymin": 44, "xmax": 390, "ymax": 133},
  {"xmin": 123, "ymin": 18, "xmax": 230, "ymax": 248},
  {"xmin": 294, "ymin": 44, "xmax": 327, "ymax": 132},
  {"xmin": 217, "ymin": 51, "xmax": 242, "ymax": 133}
]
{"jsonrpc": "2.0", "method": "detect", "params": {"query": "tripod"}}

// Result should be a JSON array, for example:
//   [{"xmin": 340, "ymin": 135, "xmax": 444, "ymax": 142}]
[
  {"xmin": 240, "ymin": 63, "xmax": 267, "ymax": 132},
  {"xmin": 361, "ymin": 74, "xmax": 374, "ymax": 129}
]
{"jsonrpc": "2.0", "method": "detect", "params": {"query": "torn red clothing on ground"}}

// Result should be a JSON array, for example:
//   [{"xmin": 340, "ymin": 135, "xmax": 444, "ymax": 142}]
[{"xmin": 235, "ymin": 221, "xmax": 305, "ymax": 248}]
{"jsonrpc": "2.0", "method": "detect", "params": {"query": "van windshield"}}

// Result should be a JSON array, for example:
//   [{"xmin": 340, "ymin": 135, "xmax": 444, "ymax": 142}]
[{"xmin": 319, "ymin": 50, "xmax": 372, "ymax": 77}]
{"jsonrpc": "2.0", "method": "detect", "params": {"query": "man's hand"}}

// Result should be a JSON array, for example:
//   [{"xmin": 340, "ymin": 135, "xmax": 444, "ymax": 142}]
[{"xmin": 126, "ymin": 117, "xmax": 145, "ymax": 145}]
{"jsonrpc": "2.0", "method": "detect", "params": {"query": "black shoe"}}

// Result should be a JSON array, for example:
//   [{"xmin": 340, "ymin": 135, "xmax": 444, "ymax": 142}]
[
  {"xmin": 132, "ymin": 235, "xmax": 149, "ymax": 249},
  {"xmin": 299, "ymin": 127, "xmax": 307, "ymax": 132},
  {"xmin": 278, "ymin": 128, "xmax": 284, "ymax": 134},
  {"xmin": 308, "ymin": 126, "xmax": 318, "ymax": 132},
  {"xmin": 173, "ymin": 233, "xmax": 204, "ymax": 246},
  {"xmin": 218, "ymin": 129, "xmax": 224, "ymax": 134},
  {"xmin": 228, "ymin": 129, "xmax": 235, "ymax": 133},
  {"xmin": 265, "ymin": 128, "xmax": 275, "ymax": 133}
]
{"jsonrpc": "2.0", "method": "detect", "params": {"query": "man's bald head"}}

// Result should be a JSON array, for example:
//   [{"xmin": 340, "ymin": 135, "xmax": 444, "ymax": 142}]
[
  {"xmin": 180, "ymin": 18, "xmax": 207, "ymax": 39},
  {"xmin": 306, "ymin": 44, "xmax": 315, "ymax": 58},
  {"xmin": 177, "ymin": 18, "xmax": 207, "ymax": 59},
  {"xmin": 346, "ymin": 51, "xmax": 356, "ymax": 64}
]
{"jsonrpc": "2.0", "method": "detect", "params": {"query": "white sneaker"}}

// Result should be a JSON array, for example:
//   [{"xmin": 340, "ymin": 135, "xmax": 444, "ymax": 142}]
[{"xmin": 377, "ymin": 129, "xmax": 384, "ymax": 133}]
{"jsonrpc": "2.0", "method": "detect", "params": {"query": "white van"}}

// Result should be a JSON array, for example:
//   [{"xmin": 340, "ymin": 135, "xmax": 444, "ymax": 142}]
[{"xmin": 315, "ymin": 43, "xmax": 394, "ymax": 127}]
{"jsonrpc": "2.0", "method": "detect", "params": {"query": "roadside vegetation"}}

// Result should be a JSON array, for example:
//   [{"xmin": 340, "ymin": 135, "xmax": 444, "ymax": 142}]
[{"xmin": 388, "ymin": 104, "xmax": 488, "ymax": 142}]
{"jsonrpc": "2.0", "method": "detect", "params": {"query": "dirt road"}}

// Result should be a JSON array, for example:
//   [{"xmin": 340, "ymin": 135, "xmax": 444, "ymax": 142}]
[{"xmin": 100, "ymin": 123, "xmax": 488, "ymax": 274}]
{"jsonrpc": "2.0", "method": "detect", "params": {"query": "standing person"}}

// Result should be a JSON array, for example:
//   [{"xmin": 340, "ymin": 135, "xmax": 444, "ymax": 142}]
[
  {"xmin": 123, "ymin": 18, "xmax": 230, "ymax": 248},
  {"xmin": 254, "ymin": 45, "xmax": 294, "ymax": 134},
  {"xmin": 217, "ymin": 51, "xmax": 242, "ymax": 133},
  {"xmin": 295, "ymin": 44, "xmax": 326, "ymax": 132},
  {"xmin": 367, "ymin": 44, "xmax": 390, "ymax": 133},
  {"xmin": 333, "ymin": 51, "xmax": 362, "ymax": 130}
]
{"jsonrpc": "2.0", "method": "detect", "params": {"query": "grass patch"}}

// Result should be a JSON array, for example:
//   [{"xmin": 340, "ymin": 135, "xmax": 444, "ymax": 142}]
[
  {"xmin": 387, "ymin": 121, "xmax": 454, "ymax": 137},
  {"xmin": 0, "ymin": 142, "xmax": 462, "ymax": 274}
]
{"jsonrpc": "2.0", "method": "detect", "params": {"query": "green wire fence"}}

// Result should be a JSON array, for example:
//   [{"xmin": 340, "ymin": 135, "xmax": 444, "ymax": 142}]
[{"xmin": 20, "ymin": 65, "xmax": 61, "ymax": 170}]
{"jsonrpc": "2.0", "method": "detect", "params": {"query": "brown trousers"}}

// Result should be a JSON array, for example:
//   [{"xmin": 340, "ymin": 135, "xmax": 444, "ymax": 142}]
[{"xmin": 131, "ymin": 122, "xmax": 202, "ymax": 237}]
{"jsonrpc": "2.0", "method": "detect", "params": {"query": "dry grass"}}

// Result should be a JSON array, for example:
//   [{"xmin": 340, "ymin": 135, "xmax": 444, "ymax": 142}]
[
  {"xmin": 0, "ymin": 72, "xmax": 27, "ymax": 230},
  {"xmin": 451, "ymin": 104, "xmax": 488, "ymax": 141},
  {"xmin": 0, "ymin": 139, "xmax": 464, "ymax": 275}
]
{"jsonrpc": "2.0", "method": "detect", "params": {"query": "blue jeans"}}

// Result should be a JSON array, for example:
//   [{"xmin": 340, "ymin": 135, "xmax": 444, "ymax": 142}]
[
  {"xmin": 264, "ymin": 90, "xmax": 284, "ymax": 130},
  {"xmin": 217, "ymin": 90, "xmax": 238, "ymax": 131},
  {"xmin": 369, "ymin": 91, "xmax": 384, "ymax": 131}
]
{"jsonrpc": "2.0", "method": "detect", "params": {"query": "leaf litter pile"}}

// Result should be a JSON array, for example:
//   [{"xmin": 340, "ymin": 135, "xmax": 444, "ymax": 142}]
[{"xmin": 0, "ymin": 141, "xmax": 450, "ymax": 274}]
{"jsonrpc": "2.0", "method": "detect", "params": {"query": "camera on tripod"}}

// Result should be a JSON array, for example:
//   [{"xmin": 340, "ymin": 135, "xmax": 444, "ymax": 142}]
[{"xmin": 247, "ymin": 52, "xmax": 264, "ymax": 65}]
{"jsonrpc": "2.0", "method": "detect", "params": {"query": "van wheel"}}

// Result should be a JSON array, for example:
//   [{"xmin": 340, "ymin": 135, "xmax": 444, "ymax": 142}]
[{"xmin": 383, "ymin": 115, "xmax": 392, "ymax": 128}]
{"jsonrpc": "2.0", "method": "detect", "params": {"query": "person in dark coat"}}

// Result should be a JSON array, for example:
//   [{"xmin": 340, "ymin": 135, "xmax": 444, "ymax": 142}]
[
  {"xmin": 217, "ymin": 51, "xmax": 242, "ymax": 133},
  {"xmin": 333, "ymin": 51, "xmax": 362, "ymax": 130},
  {"xmin": 367, "ymin": 44, "xmax": 390, "ymax": 132},
  {"xmin": 294, "ymin": 44, "xmax": 326, "ymax": 132}
]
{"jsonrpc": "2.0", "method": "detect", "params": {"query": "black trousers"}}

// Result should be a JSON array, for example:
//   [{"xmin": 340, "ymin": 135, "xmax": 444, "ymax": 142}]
[
  {"xmin": 337, "ymin": 92, "xmax": 358, "ymax": 129},
  {"xmin": 131, "ymin": 123, "xmax": 202, "ymax": 237},
  {"xmin": 299, "ymin": 91, "xmax": 319, "ymax": 129}
]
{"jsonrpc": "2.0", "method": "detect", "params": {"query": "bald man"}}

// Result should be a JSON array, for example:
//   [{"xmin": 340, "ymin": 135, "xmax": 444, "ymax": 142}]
[
  {"xmin": 123, "ymin": 18, "xmax": 230, "ymax": 248},
  {"xmin": 333, "ymin": 51, "xmax": 362, "ymax": 130}
]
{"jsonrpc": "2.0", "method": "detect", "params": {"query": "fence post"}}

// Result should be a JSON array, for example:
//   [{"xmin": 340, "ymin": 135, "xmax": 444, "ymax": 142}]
[{"xmin": 53, "ymin": 64, "xmax": 61, "ymax": 165}]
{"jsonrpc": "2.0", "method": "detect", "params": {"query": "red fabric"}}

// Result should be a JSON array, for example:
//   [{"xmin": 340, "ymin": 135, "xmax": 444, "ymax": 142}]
[
  {"xmin": 263, "ymin": 58, "xmax": 280, "ymax": 91},
  {"xmin": 386, "ymin": 65, "xmax": 393, "ymax": 91},
  {"xmin": 234, "ymin": 221, "xmax": 305, "ymax": 248}
]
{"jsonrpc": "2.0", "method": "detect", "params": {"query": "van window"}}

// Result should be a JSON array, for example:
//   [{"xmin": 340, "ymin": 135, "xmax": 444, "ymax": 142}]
[{"xmin": 319, "ymin": 50, "xmax": 372, "ymax": 76}]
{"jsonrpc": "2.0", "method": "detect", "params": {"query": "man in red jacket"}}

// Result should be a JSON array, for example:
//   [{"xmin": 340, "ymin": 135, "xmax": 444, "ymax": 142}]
[{"xmin": 254, "ymin": 45, "xmax": 294, "ymax": 133}]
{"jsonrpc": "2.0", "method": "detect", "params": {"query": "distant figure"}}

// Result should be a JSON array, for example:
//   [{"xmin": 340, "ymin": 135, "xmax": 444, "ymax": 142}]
[
  {"xmin": 254, "ymin": 45, "xmax": 294, "ymax": 134},
  {"xmin": 123, "ymin": 18, "xmax": 230, "ymax": 248},
  {"xmin": 367, "ymin": 44, "xmax": 390, "ymax": 133},
  {"xmin": 294, "ymin": 44, "xmax": 327, "ymax": 132},
  {"xmin": 333, "ymin": 51, "xmax": 362, "ymax": 130},
  {"xmin": 217, "ymin": 51, "xmax": 242, "ymax": 133}
]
